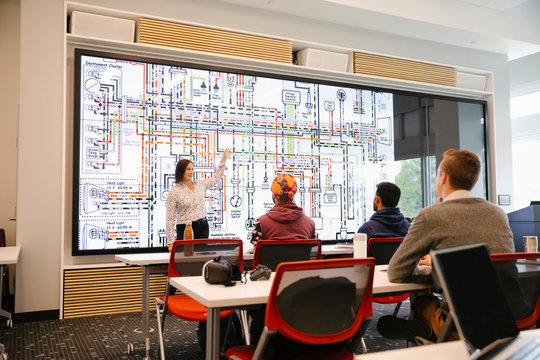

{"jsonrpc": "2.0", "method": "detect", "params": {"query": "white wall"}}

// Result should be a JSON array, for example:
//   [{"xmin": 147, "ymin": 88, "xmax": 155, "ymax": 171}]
[
  {"xmin": 15, "ymin": 0, "xmax": 514, "ymax": 313},
  {"xmin": 510, "ymin": 52, "xmax": 540, "ymax": 143},
  {"xmin": 0, "ymin": 0, "xmax": 20, "ymax": 247},
  {"xmin": 510, "ymin": 52, "xmax": 540, "ymax": 96},
  {"xmin": 17, "ymin": 0, "xmax": 64, "ymax": 313},
  {"xmin": 0, "ymin": 0, "xmax": 20, "ymax": 296}
]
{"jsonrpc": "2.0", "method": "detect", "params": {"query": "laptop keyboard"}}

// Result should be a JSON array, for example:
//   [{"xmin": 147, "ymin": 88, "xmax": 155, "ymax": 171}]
[{"xmin": 507, "ymin": 338, "xmax": 540, "ymax": 360}]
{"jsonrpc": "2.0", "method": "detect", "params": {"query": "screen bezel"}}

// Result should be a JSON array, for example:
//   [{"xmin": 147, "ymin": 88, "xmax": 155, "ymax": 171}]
[{"xmin": 72, "ymin": 48, "xmax": 489, "ymax": 256}]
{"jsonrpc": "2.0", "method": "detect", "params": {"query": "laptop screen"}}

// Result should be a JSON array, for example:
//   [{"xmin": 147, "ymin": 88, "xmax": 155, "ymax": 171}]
[{"xmin": 432, "ymin": 244, "xmax": 519, "ymax": 350}]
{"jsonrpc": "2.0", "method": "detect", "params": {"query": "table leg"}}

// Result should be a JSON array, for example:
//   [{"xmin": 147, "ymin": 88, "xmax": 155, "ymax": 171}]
[
  {"xmin": 0, "ymin": 266, "xmax": 10, "ymax": 323},
  {"xmin": 0, "ymin": 265, "xmax": 8, "ymax": 358},
  {"xmin": 206, "ymin": 307, "xmax": 220, "ymax": 360},
  {"xmin": 142, "ymin": 265, "xmax": 150, "ymax": 359},
  {"xmin": 125, "ymin": 263, "xmax": 167, "ymax": 358}
]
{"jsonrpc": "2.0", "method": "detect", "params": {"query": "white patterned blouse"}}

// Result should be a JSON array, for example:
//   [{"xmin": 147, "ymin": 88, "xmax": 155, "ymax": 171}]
[{"xmin": 166, "ymin": 164, "xmax": 225, "ymax": 245}]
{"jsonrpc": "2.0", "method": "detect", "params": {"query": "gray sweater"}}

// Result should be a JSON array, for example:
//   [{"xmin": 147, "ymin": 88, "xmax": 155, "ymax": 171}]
[{"xmin": 388, "ymin": 198, "xmax": 514, "ymax": 287}]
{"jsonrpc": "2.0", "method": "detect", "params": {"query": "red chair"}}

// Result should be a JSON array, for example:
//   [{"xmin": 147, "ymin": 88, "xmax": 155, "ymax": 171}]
[
  {"xmin": 253, "ymin": 239, "xmax": 322, "ymax": 271},
  {"xmin": 156, "ymin": 239, "xmax": 244, "ymax": 360},
  {"xmin": 367, "ymin": 237, "xmax": 409, "ymax": 316},
  {"xmin": 226, "ymin": 257, "xmax": 375, "ymax": 360},
  {"xmin": 491, "ymin": 252, "xmax": 540, "ymax": 329}
]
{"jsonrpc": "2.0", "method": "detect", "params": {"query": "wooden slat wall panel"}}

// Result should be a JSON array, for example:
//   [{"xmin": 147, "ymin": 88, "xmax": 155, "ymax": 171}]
[
  {"xmin": 138, "ymin": 18, "xmax": 292, "ymax": 64},
  {"xmin": 352, "ymin": 52, "xmax": 457, "ymax": 87},
  {"xmin": 63, "ymin": 266, "xmax": 168, "ymax": 318}
]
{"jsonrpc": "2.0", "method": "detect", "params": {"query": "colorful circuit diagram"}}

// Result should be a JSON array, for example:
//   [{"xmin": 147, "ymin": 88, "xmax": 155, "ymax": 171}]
[{"xmin": 76, "ymin": 53, "xmax": 394, "ymax": 251}]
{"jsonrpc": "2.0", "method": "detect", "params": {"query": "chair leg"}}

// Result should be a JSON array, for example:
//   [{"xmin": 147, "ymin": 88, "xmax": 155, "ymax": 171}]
[
  {"xmin": 393, "ymin": 301, "xmax": 403, "ymax": 317},
  {"xmin": 252, "ymin": 328, "xmax": 274, "ymax": 360},
  {"xmin": 155, "ymin": 299, "xmax": 166, "ymax": 360},
  {"xmin": 238, "ymin": 310, "xmax": 250, "ymax": 345},
  {"xmin": 436, "ymin": 312, "xmax": 454, "ymax": 343},
  {"xmin": 360, "ymin": 337, "xmax": 368, "ymax": 354},
  {"xmin": 160, "ymin": 300, "xmax": 168, "ymax": 331}
]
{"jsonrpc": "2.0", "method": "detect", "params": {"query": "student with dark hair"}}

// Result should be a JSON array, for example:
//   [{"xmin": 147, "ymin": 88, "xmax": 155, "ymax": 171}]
[
  {"xmin": 165, "ymin": 149, "xmax": 231, "ymax": 251},
  {"xmin": 357, "ymin": 182, "xmax": 410, "ymax": 239}
]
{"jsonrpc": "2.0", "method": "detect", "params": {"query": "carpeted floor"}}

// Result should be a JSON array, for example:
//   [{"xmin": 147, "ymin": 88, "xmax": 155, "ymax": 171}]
[{"xmin": 0, "ymin": 301, "xmax": 410, "ymax": 359}]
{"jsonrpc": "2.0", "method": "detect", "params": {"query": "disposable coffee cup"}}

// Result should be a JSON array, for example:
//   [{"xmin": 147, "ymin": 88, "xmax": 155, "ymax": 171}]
[
  {"xmin": 353, "ymin": 233, "xmax": 367, "ymax": 258},
  {"xmin": 523, "ymin": 236, "xmax": 538, "ymax": 253}
]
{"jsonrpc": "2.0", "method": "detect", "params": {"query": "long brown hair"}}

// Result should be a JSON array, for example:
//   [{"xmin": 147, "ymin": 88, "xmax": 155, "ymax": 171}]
[{"xmin": 174, "ymin": 159, "xmax": 193, "ymax": 183}]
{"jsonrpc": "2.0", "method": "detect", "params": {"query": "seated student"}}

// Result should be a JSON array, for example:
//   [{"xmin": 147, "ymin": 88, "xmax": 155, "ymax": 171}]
[
  {"xmin": 249, "ymin": 173, "xmax": 316, "ymax": 245},
  {"xmin": 383, "ymin": 149, "xmax": 515, "ymax": 341},
  {"xmin": 358, "ymin": 182, "xmax": 410, "ymax": 239},
  {"xmin": 249, "ymin": 173, "xmax": 316, "ymax": 347}
]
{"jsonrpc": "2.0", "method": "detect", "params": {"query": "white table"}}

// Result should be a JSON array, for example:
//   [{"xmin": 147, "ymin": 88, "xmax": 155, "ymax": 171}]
[
  {"xmin": 170, "ymin": 265, "xmax": 433, "ymax": 360},
  {"xmin": 491, "ymin": 328, "xmax": 540, "ymax": 359},
  {"xmin": 0, "ymin": 246, "xmax": 20, "ymax": 357},
  {"xmin": 0, "ymin": 246, "xmax": 20, "ymax": 325},
  {"xmin": 372, "ymin": 265, "xmax": 431, "ymax": 295},
  {"xmin": 355, "ymin": 340, "xmax": 469, "ymax": 359},
  {"xmin": 0, "ymin": 246, "xmax": 20, "ymax": 265},
  {"xmin": 114, "ymin": 244, "xmax": 354, "ymax": 358},
  {"xmin": 354, "ymin": 327, "xmax": 540, "ymax": 360}
]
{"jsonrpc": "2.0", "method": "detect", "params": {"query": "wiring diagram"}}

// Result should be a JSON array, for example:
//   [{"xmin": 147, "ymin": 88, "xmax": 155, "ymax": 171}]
[{"xmin": 76, "ymin": 54, "xmax": 394, "ymax": 251}]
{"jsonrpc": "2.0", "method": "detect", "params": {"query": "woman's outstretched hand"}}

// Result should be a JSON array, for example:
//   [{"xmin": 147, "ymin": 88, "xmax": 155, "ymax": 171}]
[{"xmin": 220, "ymin": 148, "xmax": 232, "ymax": 165}]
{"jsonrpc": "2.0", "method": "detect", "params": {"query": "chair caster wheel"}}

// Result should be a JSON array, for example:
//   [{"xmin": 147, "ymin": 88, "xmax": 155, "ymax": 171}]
[{"xmin": 127, "ymin": 343, "xmax": 134, "ymax": 354}]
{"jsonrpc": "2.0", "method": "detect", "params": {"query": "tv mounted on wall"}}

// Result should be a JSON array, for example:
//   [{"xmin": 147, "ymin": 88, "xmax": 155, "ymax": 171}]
[{"xmin": 75, "ymin": 48, "xmax": 483, "ymax": 255}]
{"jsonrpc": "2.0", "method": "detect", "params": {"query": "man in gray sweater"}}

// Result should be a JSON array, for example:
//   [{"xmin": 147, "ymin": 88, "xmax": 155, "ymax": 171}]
[{"xmin": 386, "ymin": 149, "xmax": 514, "ymax": 340}]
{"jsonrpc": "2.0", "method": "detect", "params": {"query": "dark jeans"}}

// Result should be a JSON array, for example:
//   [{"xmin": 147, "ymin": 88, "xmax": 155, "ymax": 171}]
[{"xmin": 176, "ymin": 218, "xmax": 209, "ymax": 239}]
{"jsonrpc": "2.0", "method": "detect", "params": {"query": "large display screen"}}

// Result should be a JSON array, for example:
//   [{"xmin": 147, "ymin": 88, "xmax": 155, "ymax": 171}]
[{"xmin": 73, "ymin": 49, "xmax": 395, "ymax": 255}]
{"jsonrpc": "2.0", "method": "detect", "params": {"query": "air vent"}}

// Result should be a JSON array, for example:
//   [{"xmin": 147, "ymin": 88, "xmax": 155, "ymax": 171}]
[
  {"xmin": 63, "ymin": 266, "xmax": 167, "ymax": 318},
  {"xmin": 351, "ymin": 52, "xmax": 457, "ymax": 87},
  {"xmin": 138, "ymin": 18, "xmax": 292, "ymax": 64}
]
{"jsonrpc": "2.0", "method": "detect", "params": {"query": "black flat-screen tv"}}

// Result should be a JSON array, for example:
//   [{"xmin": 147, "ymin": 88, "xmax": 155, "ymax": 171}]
[{"xmin": 73, "ymin": 48, "xmax": 482, "ymax": 255}]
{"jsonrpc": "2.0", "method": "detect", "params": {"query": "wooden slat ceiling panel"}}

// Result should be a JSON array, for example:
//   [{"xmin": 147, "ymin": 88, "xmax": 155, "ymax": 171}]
[
  {"xmin": 138, "ymin": 18, "xmax": 292, "ymax": 64},
  {"xmin": 352, "ymin": 52, "xmax": 457, "ymax": 87}
]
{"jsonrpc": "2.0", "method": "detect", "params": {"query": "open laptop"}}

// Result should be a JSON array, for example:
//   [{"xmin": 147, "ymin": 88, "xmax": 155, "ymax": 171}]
[{"xmin": 431, "ymin": 244, "xmax": 540, "ymax": 360}]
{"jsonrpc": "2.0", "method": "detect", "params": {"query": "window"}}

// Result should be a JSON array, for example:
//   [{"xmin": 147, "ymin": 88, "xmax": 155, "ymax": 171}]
[
  {"xmin": 391, "ymin": 94, "xmax": 487, "ymax": 220},
  {"xmin": 511, "ymin": 90, "xmax": 540, "ymax": 210}
]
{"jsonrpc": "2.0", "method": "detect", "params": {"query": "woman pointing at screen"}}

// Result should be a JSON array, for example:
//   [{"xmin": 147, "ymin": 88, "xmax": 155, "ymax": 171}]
[{"xmin": 166, "ymin": 148, "xmax": 231, "ymax": 251}]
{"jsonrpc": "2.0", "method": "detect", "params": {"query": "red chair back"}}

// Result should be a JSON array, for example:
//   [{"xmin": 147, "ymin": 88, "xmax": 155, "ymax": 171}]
[
  {"xmin": 0, "ymin": 229, "xmax": 5, "ymax": 247},
  {"xmin": 366, "ymin": 237, "xmax": 409, "ymax": 306},
  {"xmin": 253, "ymin": 239, "xmax": 322, "ymax": 271},
  {"xmin": 491, "ymin": 252, "xmax": 540, "ymax": 329},
  {"xmin": 265, "ymin": 258, "xmax": 375, "ymax": 345},
  {"xmin": 366, "ymin": 237, "xmax": 404, "ymax": 265},
  {"xmin": 168, "ymin": 239, "xmax": 243, "ymax": 278}
]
